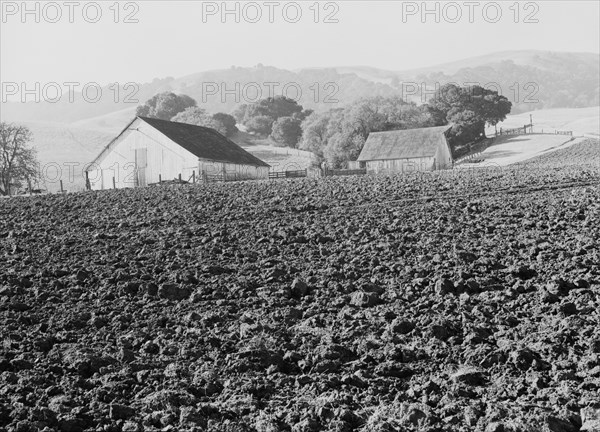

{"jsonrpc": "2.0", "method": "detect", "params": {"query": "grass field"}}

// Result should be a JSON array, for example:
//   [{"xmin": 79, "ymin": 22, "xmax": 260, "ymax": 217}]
[
  {"xmin": 230, "ymin": 130, "xmax": 317, "ymax": 171},
  {"xmin": 487, "ymin": 107, "xmax": 600, "ymax": 137},
  {"xmin": 458, "ymin": 134, "xmax": 585, "ymax": 168}
]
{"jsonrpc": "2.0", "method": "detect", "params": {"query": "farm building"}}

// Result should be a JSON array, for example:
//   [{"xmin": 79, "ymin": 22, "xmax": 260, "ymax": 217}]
[
  {"xmin": 86, "ymin": 116, "xmax": 270, "ymax": 190},
  {"xmin": 357, "ymin": 126, "xmax": 453, "ymax": 174}
]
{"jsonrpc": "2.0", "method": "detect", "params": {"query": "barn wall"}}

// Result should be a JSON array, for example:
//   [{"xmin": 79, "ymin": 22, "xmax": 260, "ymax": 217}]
[
  {"xmin": 434, "ymin": 139, "xmax": 453, "ymax": 169},
  {"xmin": 365, "ymin": 157, "xmax": 434, "ymax": 174},
  {"xmin": 198, "ymin": 160, "xmax": 269, "ymax": 180}
]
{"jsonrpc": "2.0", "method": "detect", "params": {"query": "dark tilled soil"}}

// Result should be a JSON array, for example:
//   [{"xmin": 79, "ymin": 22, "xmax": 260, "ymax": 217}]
[{"xmin": 1, "ymin": 140, "xmax": 599, "ymax": 432}]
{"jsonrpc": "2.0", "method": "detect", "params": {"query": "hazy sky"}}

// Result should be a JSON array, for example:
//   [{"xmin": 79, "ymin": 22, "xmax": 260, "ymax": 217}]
[{"xmin": 1, "ymin": 0, "xmax": 599, "ymax": 87}]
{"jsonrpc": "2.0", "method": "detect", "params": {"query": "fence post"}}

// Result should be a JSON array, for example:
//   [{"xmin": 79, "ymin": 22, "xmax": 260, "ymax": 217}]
[
  {"xmin": 158, "ymin": 174, "xmax": 162, "ymax": 184},
  {"xmin": 178, "ymin": 173, "xmax": 182, "ymax": 183},
  {"xmin": 192, "ymin": 171, "xmax": 196, "ymax": 184},
  {"xmin": 60, "ymin": 180, "xmax": 64, "ymax": 193},
  {"xmin": 112, "ymin": 177, "xmax": 116, "ymax": 190}
]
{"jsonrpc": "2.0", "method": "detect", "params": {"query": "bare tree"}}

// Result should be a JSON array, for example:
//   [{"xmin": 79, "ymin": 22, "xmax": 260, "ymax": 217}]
[{"xmin": 0, "ymin": 123, "xmax": 39, "ymax": 196}]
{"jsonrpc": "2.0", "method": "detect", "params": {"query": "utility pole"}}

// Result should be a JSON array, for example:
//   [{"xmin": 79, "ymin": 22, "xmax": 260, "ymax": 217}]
[{"xmin": 530, "ymin": 114, "xmax": 533, "ymax": 133}]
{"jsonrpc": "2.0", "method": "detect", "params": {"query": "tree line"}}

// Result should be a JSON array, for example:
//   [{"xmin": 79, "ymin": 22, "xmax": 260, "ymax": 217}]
[
  {"xmin": 135, "ymin": 93, "xmax": 239, "ymax": 138},
  {"xmin": 136, "ymin": 84, "xmax": 511, "ymax": 168}
]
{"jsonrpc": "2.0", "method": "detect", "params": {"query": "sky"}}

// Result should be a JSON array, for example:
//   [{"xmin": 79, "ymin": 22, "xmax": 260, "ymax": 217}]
[{"xmin": 1, "ymin": 0, "xmax": 599, "ymax": 88}]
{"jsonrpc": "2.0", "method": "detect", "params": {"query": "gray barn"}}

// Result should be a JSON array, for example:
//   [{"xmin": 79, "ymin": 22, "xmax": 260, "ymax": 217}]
[{"xmin": 357, "ymin": 126, "xmax": 453, "ymax": 174}]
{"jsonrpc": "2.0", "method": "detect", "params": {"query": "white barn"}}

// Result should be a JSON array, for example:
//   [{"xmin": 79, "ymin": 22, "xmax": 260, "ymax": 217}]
[
  {"xmin": 357, "ymin": 126, "xmax": 453, "ymax": 174},
  {"xmin": 87, "ymin": 116, "xmax": 270, "ymax": 190}
]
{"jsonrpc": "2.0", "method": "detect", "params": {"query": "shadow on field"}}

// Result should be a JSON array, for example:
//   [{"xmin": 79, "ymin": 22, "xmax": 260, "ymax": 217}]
[
  {"xmin": 497, "ymin": 137, "xmax": 531, "ymax": 144},
  {"xmin": 485, "ymin": 150, "xmax": 519, "ymax": 158}
]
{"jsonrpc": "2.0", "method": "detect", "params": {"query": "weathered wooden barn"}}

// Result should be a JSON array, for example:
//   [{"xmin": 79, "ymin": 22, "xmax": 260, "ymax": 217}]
[
  {"xmin": 357, "ymin": 126, "xmax": 453, "ymax": 174},
  {"xmin": 87, "ymin": 116, "xmax": 270, "ymax": 190}
]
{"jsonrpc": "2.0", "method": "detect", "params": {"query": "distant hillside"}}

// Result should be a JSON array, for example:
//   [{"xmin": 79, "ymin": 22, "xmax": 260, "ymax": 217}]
[
  {"xmin": 397, "ymin": 50, "xmax": 600, "ymax": 76},
  {"xmin": 168, "ymin": 66, "xmax": 399, "ymax": 113},
  {"xmin": 1, "ymin": 78, "xmax": 174, "ymax": 124},
  {"xmin": 1, "ymin": 67, "xmax": 400, "ymax": 124},
  {"xmin": 22, "ymin": 122, "xmax": 114, "ymax": 193},
  {"xmin": 398, "ymin": 51, "xmax": 599, "ymax": 113},
  {"xmin": 72, "ymin": 107, "xmax": 137, "ymax": 133},
  {"xmin": 309, "ymin": 51, "xmax": 600, "ymax": 113},
  {"xmin": 2, "ymin": 50, "xmax": 598, "ymax": 123}
]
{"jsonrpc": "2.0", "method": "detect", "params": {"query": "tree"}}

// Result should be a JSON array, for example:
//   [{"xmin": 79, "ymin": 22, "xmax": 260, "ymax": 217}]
[
  {"xmin": 245, "ymin": 115, "xmax": 275, "ymax": 136},
  {"xmin": 427, "ymin": 84, "xmax": 512, "ymax": 144},
  {"xmin": 212, "ymin": 113, "xmax": 238, "ymax": 137},
  {"xmin": 292, "ymin": 109, "xmax": 313, "ymax": 122},
  {"xmin": 136, "ymin": 92, "xmax": 197, "ymax": 120},
  {"xmin": 251, "ymin": 96, "xmax": 304, "ymax": 120},
  {"xmin": 270, "ymin": 117, "xmax": 303, "ymax": 148},
  {"xmin": 171, "ymin": 107, "xmax": 227, "ymax": 136},
  {"xmin": 0, "ymin": 123, "xmax": 38, "ymax": 196},
  {"xmin": 232, "ymin": 104, "xmax": 249, "ymax": 123},
  {"xmin": 298, "ymin": 111, "xmax": 335, "ymax": 158},
  {"xmin": 323, "ymin": 132, "xmax": 363, "ymax": 169},
  {"xmin": 236, "ymin": 96, "xmax": 310, "ymax": 136}
]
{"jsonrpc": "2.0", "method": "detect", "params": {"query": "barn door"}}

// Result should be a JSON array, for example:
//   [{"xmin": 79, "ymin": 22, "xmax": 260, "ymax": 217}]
[{"xmin": 135, "ymin": 148, "xmax": 148, "ymax": 187}]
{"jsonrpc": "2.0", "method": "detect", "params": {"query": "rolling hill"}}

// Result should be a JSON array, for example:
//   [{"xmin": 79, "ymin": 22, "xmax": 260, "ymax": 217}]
[{"xmin": 2, "ymin": 50, "xmax": 598, "ymax": 124}]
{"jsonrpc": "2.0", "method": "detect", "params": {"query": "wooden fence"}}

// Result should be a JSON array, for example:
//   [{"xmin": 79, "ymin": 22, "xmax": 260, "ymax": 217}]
[
  {"xmin": 498, "ymin": 123, "xmax": 533, "ymax": 136},
  {"xmin": 268, "ymin": 169, "xmax": 307, "ymax": 179},
  {"xmin": 323, "ymin": 168, "xmax": 367, "ymax": 177},
  {"xmin": 148, "ymin": 171, "xmax": 256, "ymax": 185},
  {"xmin": 496, "ymin": 125, "xmax": 574, "ymax": 138},
  {"xmin": 268, "ymin": 168, "xmax": 367, "ymax": 179},
  {"xmin": 203, "ymin": 172, "xmax": 256, "ymax": 183}
]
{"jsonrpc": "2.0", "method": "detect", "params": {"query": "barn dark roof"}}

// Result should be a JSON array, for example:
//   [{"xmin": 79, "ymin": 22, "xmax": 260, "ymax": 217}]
[
  {"xmin": 138, "ymin": 117, "xmax": 270, "ymax": 167},
  {"xmin": 357, "ymin": 126, "xmax": 451, "ymax": 161}
]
